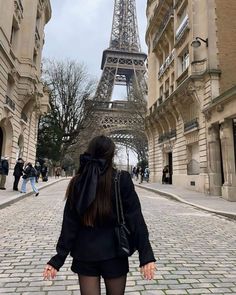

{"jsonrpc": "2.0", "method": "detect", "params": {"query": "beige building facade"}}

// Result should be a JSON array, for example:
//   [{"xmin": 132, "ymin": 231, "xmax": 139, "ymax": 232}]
[
  {"xmin": 146, "ymin": 0, "xmax": 236, "ymax": 201},
  {"xmin": 0, "ymin": 0, "xmax": 51, "ymax": 171}
]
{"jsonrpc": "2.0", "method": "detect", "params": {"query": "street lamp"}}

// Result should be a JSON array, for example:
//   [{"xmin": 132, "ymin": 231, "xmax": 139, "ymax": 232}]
[{"xmin": 191, "ymin": 37, "xmax": 208, "ymax": 48}]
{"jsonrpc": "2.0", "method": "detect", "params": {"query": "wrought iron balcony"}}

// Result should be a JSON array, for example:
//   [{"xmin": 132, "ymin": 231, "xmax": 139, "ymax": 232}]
[
  {"xmin": 158, "ymin": 129, "xmax": 176, "ymax": 143},
  {"xmin": 21, "ymin": 112, "xmax": 28, "ymax": 123},
  {"xmin": 158, "ymin": 49, "xmax": 175, "ymax": 79},
  {"xmin": 176, "ymin": 15, "xmax": 189, "ymax": 42},
  {"xmin": 5, "ymin": 95, "xmax": 16, "ymax": 111},
  {"xmin": 184, "ymin": 118, "xmax": 199, "ymax": 132},
  {"xmin": 153, "ymin": 7, "xmax": 174, "ymax": 48}
]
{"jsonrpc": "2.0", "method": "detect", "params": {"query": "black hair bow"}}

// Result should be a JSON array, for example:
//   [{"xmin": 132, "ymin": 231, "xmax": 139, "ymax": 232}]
[{"xmin": 75, "ymin": 153, "xmax": 108, "ymax": 215}]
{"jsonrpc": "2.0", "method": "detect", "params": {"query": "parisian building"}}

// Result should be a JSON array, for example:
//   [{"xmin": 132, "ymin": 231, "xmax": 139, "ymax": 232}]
[
  {"xmin": 145, "ymin": 0, "xmax": 236, "ymax": 201},
  {"xmin": 0, "ymin": 0, "xmax": 51, "ymax": 170}
]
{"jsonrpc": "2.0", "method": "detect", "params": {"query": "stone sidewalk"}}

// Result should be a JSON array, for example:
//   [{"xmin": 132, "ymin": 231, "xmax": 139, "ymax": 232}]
[
  {"xmin": 134, "ymin": 180, "xmax": 236, "ymax": 220},
  {"xmin": 0, "ymin": 177, "xmax": 68, "ymax": 209}
]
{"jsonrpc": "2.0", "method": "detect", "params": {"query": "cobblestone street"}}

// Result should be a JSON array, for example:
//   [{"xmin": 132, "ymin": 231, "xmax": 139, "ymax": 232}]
[{"xmin": 0, "ymin": 180, "xmax": 236, "ymax": 295}]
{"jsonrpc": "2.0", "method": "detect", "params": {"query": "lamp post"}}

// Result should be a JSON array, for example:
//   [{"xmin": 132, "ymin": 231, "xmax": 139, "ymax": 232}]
[{"xmin": 191, "ymin": 37, "xmax": 208, "ymax": 48}]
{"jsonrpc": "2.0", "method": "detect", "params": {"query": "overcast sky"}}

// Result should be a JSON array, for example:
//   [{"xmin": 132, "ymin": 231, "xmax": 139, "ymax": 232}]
[
  {"xmin": 43, "ymin": 0, "xmax": 147, "ymax": 166},
  {"xmin": 43, "ymin": 0, "xmax": 147, "ymax": 79}
]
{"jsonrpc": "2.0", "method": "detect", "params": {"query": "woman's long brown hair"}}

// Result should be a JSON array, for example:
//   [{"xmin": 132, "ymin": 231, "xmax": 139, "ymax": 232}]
[{"xmin": 65, "ymin": 135, "xmax": 115, "ymax": 226}]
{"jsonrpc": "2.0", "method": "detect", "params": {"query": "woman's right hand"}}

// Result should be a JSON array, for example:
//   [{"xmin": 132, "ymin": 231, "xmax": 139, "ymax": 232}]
[
  {"xmin": 140, "ymin": 262, "xmax": 156, "ymax": 280},
  {"xmin": 43, "ymin": 264, "xmax": 57, "ymax": 280}
]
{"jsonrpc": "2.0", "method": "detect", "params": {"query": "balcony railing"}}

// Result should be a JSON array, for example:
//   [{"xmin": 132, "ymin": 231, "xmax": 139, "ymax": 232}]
[
  {"xmin": 158, "ymin": 49, "xmax": 175, "ymax": 78},
  {"xmin": 184, "ymin": 118, "xmax": 199, "ymax": 132},
  {"xmin": 21, "ymin": 112, "xmax": 28, "ymax": 123},
  {"xmin": 158, "ymin": 129, "xmax": 177, "ymax": 143},
  {"xmin": 153, "ymin": 7, "xmax": 174, "ymax": 48},
  {"xmin": 5, "ymin": 95, "xmax": 16, "ymax": 111},
  {"xmin": 176, "ymin": 15, "xmax": 189, "ymax": 42}
]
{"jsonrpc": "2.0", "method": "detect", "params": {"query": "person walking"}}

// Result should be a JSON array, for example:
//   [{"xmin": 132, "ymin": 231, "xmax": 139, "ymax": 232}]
[
  {"xmin": 35, "ymin": 162, "xmax": 41, "ymax": 183},
  {"xmin": 135, "ymin": 166, "xmax": 140, "ymax": 181},
  {"xmin": 139, "ymin": 167, "xmax": 145, "ymax": 184},
  {"xmin": 43, "ymin": 135, "xmax": 156, "ymax": 294},
  {"xmin": 21, "ymin": 162, "xmax": 39, "ymax": 196},
  {"xmin": 54, "ymin": 166, "xmax": 61, "ymax": 178},
  {"xmin": 13, "ymin": 158, "xmax": 24, "ymax": 191},
  {"xmin": 0, "ymin": 156, "xmax": 9, "ymax": 190}
]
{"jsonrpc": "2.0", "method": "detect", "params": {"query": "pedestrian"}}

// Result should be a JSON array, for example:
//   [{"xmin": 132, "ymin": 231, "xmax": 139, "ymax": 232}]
[
  {"xmin": 41, "ymin": 163, "xmax": 48, "ymax": 182},
  {"xmin": 54, "ymin": 166, "xmax": 61, "ymax": 178},
  {"xmin": 0, "ymin": 156, "xmax": 9, "ymax": 190},
  {"xmin": 35, "ymin": 162, "xmax": 41, "ymax": 183},
  {"xmin": 136, "ymin": 166, "xmax": 140, "ymax": 181},
  {"xmin": 132, "ymin": 166, "xmax": 136, "ymax": 179},
  {"xmin": 144, "ymin": 167, "xmax": 150, "ymax": 182},
  {"xmin": 162, "ymin": 165, "xmax": 169, "ymax": 184},
  {"xmin": 139, "ymin": 167, "xmax": 145, "ymax": 184},
  {"xmin": 43, "ymin": 135, "xmax": 156, "ymax": 294},
  {"xmin": 13, "ymin": 158, "xmax": 24, "ymax": 191},
  {"xmin": 21, "ymin": 162, "xmax": 39, "ymax": 196}
]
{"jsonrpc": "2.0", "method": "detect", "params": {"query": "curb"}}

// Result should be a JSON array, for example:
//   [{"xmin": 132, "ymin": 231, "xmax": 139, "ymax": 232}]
[
  {"xmin": 135, "ymin": 183, "xmax": 236, "ymax": 220},
  {"xmin": 0, "ymin": 178, "xmax": 69, "ymax": 210}
]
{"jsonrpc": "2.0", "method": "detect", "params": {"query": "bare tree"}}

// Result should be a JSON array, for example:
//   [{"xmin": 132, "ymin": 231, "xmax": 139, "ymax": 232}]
[{"xmin": 37, "ymin": 59, "xmax": 95, "ymax": 164}]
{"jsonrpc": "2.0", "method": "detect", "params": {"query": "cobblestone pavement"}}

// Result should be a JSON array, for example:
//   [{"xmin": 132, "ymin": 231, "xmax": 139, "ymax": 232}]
[{"xmin": 0, "ymin": 181, "xmax": 236, "ymax": 295}]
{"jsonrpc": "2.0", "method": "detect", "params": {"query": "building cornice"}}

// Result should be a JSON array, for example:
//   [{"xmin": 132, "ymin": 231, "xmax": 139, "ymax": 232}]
[
  {"xmin": 203, "ymin": 85, "xmax": 236, "ymax": 114},
  {"xmin": 147, "ymin": 69, "xmax": 221, "ymax": 121}
]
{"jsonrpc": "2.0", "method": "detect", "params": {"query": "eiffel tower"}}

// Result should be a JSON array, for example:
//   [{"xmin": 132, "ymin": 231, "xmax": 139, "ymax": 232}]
[{"xmin": 87, "ymin": 0, "xmax": 147, "ymax": 160}]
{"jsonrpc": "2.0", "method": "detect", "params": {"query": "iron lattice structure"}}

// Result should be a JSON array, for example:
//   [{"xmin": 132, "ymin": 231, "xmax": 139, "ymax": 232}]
[{"xmin": 88, "ymin": 0, "xmax": 148, "ymax": 160}]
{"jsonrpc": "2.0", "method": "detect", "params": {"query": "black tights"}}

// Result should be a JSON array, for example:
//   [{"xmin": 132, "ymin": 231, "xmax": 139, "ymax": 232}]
[{"xmin": 78, "ymin": 275, "xmax": 127, "ymax": 295}]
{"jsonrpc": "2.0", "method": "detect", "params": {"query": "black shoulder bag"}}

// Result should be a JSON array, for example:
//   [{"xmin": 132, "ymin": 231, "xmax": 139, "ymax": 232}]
[{"xmin": 114, "ymin": 170, "xmax": 136, "ymax": 257}]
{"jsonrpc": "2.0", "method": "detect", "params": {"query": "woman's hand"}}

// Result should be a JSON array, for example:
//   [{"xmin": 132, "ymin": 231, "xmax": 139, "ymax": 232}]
[
  {"xmin": 140, "ymin": 262, "xmax": 156, "ymax": 280},
  {"xmin": 43, "ymin": 264, "xmax": 57, "ymax": 280}
]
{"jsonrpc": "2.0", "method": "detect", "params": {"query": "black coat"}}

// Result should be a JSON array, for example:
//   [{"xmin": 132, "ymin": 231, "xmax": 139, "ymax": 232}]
[
  {"xmin": 48, "ymin": 171, "xmax": 156, "ymax": 271},
  {"xmin": 13, "ymin": 163, "xmax": 24, "ymax": 177},
  {"xmin": 23, "ymin": 165, "xmax": 37, "ymax": 178},
  {"xmin": 0, "ymin": 159, "xmax": 9, "ymax": 175}
]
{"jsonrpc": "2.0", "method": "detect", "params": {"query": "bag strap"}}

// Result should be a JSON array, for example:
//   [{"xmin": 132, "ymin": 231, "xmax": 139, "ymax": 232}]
[{"xmin": 114, "ymin": 170, "xmax": 125, "ymax": 225}]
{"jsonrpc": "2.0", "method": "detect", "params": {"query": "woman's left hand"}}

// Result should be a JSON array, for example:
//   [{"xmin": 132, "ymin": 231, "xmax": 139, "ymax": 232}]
[
  {"xmin": 43, "ymin": 264, "xmax": 57, "ymax": 280},
  {"xmin": 140, "ymin": 262, "xmax": 156, "ymax": 280}
]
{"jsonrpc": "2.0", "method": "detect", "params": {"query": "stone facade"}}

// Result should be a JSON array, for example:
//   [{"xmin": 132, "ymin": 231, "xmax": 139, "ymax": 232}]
[
  {"xmin": 0, "ymin": 0, "xmax": 51, "ymax": 170},
  {"xmin": 145, "ymin": 0, "xmax": 236, "ymax": 201}
]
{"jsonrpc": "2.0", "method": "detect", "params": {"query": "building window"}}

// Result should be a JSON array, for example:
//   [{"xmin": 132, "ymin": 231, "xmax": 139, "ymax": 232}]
[
  {"xmin": 10, "ymin": 18, "xmax": 19, "ymax": 51},
  {"xmin": 165, "ymin": 79, "xmax": 170, "ymax": 99},
  {"xmin": 179, "ymin": 49, "xmax": 189, "ymax": 74},
  {"xmin": 5, "ymin": 76, "xmax": 15, "ymax": 111},
  {"xmin": 158, "ymin": 86, "xmax": 163, "ymax": 104}
]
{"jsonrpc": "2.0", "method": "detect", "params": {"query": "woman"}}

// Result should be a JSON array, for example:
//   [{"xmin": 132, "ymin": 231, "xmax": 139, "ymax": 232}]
[
  {"xmin": 43, "ymin": 135, "xmax": 156, "ymax": 294},
  {"xmin": 21, "ymin": 162, "xmax": 39, "ymax": 196},
  {"xmin": 13, "ymin": 158, "xmax": 24, "ymax": 191}
]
